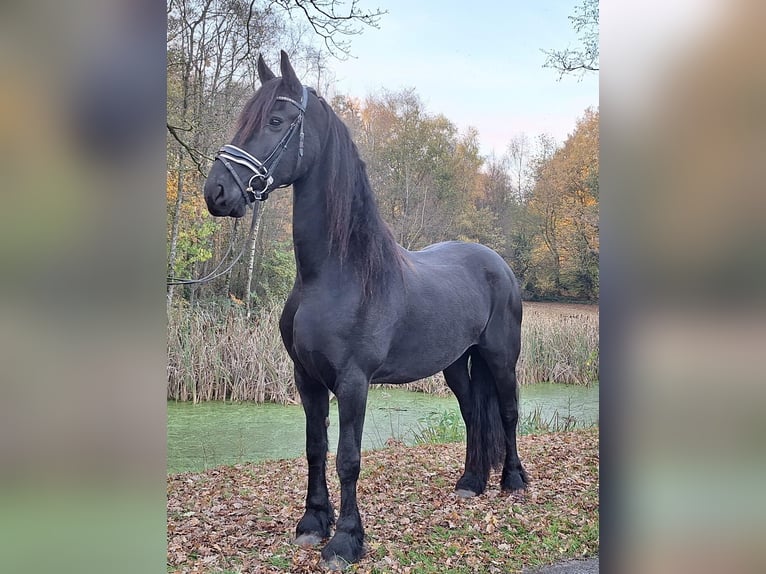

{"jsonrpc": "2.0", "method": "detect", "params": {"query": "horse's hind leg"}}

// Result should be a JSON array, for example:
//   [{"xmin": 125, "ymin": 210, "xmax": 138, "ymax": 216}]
[
  {"xmin": 294, "ymin": 368, "xmax": 334, "ymax": 545},
  {"xmin": 494, "ymin": 360, "xmax": 529, "ymax": 491},
  {"xmin": 477, "ymin": 342, "xmax": 529, "ymax": 492},
  {"xmin": 443, "ymin": 350, "xmax": 490, "ymax": 497}
]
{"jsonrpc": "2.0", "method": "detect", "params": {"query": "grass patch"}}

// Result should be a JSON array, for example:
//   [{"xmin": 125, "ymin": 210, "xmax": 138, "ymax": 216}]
[
  {"xmin": 411, "ymin": 409, "xmax": 466, "ymax": 444},
  {"xmin": 519, "ymin": 405, "xmax": 582, "ymax": 434},
  {"xmin": 267, "ymin": 555, "xmax": 291, "ymax": 569},
  {"xmin": 412, "ymin": 404, "xmax": 595, "ymax": 446}
]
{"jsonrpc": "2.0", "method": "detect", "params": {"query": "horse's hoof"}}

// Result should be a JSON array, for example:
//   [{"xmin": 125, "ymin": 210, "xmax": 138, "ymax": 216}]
[
  {"xmin": 501, "ymin": 468, "xmax": 529, "ymax": 493},
  {"xmin": 455, "ymin": 488, "xmax": 479, "ymax": 498},
  {"xmin": 295, "ymin": 533, "xmax": 323, "ymax": 546},
  {"xmin": 320, "ymin": 555, "xmax": 352, "ymax": 571},
  {"xmin": 501, "ymin": 485, "xmax": 527, "ymax": 496},
  {"xmin": 320, "ymin": 530, "xmax": 365, "ymax": 568},
  {"xmin": 455, "ymin": 472, "xmax": 486, "ymax": 496}
]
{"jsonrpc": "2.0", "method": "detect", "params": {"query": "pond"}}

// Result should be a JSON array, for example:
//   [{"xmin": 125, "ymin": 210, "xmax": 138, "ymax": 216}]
[{"xmin": 167, "ymin": 384, "xmax": 598, "ymax": 474}]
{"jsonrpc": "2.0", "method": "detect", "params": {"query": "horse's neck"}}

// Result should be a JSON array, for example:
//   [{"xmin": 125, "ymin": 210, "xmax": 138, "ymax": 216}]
[
  {"xmin": 290, "ymin": 129, "xmax": 379, "ymax": 291},
  {"xmin": 291, "ymin": 181, "xmax": 336, "ymax": 284}
]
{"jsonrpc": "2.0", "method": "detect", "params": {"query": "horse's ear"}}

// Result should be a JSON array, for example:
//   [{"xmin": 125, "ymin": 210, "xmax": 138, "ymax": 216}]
[
  {"xmin": 257, "ymin": 54, "xmax": 276, "ymax": 83},
  {"xmin": 279, "ymin": 50, "xmax": 302, "ymax": 93}
]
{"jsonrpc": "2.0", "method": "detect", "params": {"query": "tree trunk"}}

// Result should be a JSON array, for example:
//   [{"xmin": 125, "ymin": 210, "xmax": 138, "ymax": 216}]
[
  {"xmin": 223, "ymin": 219, "xmax": 239, "ymax": 299},
  {"xmin": 167, "ymin": 150, "xmax": 185, "ymax": 307}
]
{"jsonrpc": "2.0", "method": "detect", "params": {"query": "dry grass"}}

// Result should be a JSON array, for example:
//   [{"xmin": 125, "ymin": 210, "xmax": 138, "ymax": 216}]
[
  {"xmin": 167, "ymin": 301, "xmax": 598, "ymax": 403},
  {"xmin": 518, "ymin": 302, "xmax": 599, "ymax": 386},
  {"xmin": 167, "ymin": 304, "xmax": 298, "ymax": 404}
]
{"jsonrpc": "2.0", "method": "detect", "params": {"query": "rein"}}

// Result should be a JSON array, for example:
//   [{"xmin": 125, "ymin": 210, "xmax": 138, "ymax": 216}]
[
  {"xmin": 216, "ymin": 85, "xmax": 308, "ymax": 203},
  {"xmin": 166, "ymin": 203, "xmax": 261, "ymax": 286}
]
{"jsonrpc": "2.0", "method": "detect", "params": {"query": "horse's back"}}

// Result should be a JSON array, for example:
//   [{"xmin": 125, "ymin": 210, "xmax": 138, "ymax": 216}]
[
  {"xmin": 407, "ymin": 240, "xmax": 510, "ymax": 268},
  {"xmin": 404, "ymin": 241, "xmax": 519, "ymax": 302}
]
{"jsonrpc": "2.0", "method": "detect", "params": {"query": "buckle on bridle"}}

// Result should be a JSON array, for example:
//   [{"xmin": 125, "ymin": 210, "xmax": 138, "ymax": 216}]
[{"xmin": 247, "ymin": 173, "xmax": 274, "ymax": 201}]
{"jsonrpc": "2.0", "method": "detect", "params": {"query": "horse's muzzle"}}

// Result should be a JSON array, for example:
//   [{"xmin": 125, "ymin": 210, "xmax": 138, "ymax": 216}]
[{"xmin": 203, "ymin": 180, "xmax": 246, "ymax": 218}]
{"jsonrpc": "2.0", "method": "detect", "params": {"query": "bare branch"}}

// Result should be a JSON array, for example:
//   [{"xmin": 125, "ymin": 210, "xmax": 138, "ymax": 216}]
[
  {"xmin": 542, "ymin": 0, "xmax": 599, "ymax": 79},
  {"xmin": 167, "ymin": 123, "xmax": 212, "ymax": 177},
  {"xmin": 268, "ymin": 0, "xmax": 386, "ymax": 58}
]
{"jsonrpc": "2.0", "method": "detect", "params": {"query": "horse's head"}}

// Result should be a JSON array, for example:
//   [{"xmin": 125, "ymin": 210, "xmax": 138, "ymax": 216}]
[{"xmin": 204, "ymin": 51, "xmax": 319, "ymax": 217}]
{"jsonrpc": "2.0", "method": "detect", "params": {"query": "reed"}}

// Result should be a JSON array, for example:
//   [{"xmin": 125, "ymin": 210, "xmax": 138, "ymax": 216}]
[
  {"xmin": 167, "ymin": 301, "xmax": 598, "ymax": 403},
  {"xmin": 167, "ymin": 303, "xmax": 298, "ymax": 404},
  {"xmin": 517, "ymin": 302, "xmax": 599, "ymax": 386}
]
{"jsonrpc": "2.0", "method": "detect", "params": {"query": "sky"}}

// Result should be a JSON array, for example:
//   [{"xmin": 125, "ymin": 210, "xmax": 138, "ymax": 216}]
[{"xmin": 324, "ymin": 0, "xmax": 599, "ymax": 159}]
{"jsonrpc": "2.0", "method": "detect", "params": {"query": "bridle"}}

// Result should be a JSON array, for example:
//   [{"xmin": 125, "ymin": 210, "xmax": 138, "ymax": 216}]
[{"xmin": 215, "ymin": 85, "xmax": 309, "ymax": 203}]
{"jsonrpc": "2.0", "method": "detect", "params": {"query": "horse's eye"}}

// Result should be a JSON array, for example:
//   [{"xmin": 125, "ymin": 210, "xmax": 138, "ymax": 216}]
[{"xmin": 269, "ymin": 117, "xmax": 282, "ymax": 127}]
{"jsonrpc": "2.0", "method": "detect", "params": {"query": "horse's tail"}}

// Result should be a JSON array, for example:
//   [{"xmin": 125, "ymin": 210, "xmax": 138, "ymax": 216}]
[{"xmin": 466, "ymin": 349, "xmax": 506, "ymax": 478}]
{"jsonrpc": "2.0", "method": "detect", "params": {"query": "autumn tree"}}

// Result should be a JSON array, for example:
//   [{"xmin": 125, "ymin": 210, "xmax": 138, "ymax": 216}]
[
  {"xmin": 556, "ymin": 108, "xmax": 599, "ymax": 298},
  {"xmin": 453, "ymin": 129, "xmax": 504, "ymax": 249},
  {"xmin": 525, "ymin": 110, "xmax": 599, "ymax": 299},
  {"xmin": 480, "ymin": 153, "xmax": 533, "ymax": 288}
]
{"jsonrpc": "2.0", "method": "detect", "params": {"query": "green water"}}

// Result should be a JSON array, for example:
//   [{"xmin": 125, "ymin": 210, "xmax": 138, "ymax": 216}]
[{"xmin": 167, "ymin": 384, "xmax": 598, "ymax": 474}]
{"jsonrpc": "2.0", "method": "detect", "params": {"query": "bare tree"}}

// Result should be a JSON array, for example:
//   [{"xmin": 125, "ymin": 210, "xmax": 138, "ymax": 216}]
[
  {"xmin": 542, "ymin": 0, "xmax": 599, "ymax": 78},
  {"xmin": 506, "ymin": 133, "xmax": 531, "ymax": 201}
]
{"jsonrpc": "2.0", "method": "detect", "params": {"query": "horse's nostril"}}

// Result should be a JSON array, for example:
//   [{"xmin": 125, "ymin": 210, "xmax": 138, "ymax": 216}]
[{"xmin": 214, "ymin": 184, "xmax": 225, "ymax": 203}]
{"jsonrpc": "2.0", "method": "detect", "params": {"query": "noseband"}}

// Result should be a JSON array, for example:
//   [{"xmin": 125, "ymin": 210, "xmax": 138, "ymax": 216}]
[{"xmin": 215, "ymin": 85, "xmax": 309, "ymax": 203}]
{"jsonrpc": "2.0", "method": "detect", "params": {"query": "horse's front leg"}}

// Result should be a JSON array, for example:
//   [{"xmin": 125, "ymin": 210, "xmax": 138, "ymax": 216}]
[
  {"xmin": 294, "ymin": 369, "xmax": 334, "ymax": 545},
  {"xmin": 321, "ymin": 373, "xmax": 368, "ymax": 568}
]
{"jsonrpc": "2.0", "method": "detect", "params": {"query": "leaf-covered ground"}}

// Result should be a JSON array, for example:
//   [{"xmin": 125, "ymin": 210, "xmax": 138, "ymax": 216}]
[{"xmin": 168, "ymin": 429, "xmax": 599, "ymax": 573}]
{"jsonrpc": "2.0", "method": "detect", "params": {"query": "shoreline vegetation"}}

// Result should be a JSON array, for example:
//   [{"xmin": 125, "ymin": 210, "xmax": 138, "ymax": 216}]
[{"xmin": 167, "ymin": 302, "xmax": 598, "ymax": 404}]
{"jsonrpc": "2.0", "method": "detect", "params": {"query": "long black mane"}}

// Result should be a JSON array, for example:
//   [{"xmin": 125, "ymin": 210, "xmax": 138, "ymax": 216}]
[
  {"xmin": 315, "ymin": 95, "xmax": 405, "ymax": 295},
  {"xmin": 234, "ymin": 79, "xmax": 404, "ymax": 295}
]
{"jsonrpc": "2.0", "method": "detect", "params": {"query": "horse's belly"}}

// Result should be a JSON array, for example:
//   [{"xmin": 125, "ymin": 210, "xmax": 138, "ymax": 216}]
[
  {"xmin": 371, "ymin": 362, "xmax": 442, "ymax": 385},
  {"xmin": 371, "ymin": 331, "xmax": 475, "ymax": 384}
]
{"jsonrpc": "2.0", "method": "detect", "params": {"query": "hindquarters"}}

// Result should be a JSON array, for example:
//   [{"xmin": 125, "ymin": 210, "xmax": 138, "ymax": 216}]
[{"xmin": 442, "ymin": 250, "xmax": 528, "ymax": 495}]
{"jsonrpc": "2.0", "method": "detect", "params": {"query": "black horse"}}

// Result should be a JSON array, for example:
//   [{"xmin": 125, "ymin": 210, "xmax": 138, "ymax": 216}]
[{"xmin": 203, "ymin": 51, "xmax": 528, "ymax": 568}]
